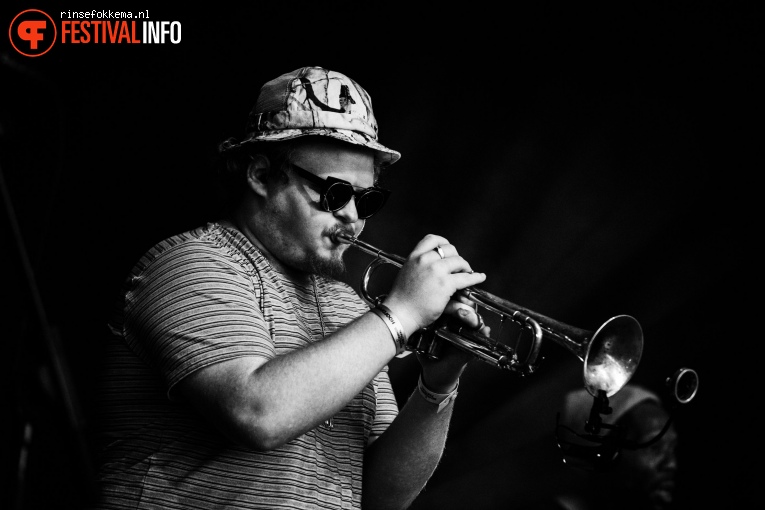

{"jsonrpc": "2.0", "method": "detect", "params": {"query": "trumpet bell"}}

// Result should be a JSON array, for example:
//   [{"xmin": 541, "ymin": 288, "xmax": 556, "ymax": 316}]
[{"xmin": 584, "ymin": 315, "xmax": 643, "ymax": 397}]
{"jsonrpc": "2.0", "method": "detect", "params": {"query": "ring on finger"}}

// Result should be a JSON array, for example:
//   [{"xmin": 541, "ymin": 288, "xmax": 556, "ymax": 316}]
[{"xmin": 434, "ymin": 246, "xmax": 445, "ymax": 259}]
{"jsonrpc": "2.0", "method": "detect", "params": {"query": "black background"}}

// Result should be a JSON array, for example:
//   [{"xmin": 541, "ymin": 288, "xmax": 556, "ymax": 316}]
[{"xmin": 2, "ymin": 2, "xmax": 761, "ymax": 509}]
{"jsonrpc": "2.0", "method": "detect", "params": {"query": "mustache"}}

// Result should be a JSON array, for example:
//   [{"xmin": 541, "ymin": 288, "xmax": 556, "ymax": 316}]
[{"xmin": 327, "ymin": 223, "xmax": 362, "ymax": 243}]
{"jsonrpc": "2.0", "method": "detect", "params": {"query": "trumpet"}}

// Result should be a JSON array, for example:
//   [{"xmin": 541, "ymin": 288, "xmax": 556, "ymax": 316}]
[{"xmin": 336, "ymin": 233, "xmax": 644, "ymax": 397}]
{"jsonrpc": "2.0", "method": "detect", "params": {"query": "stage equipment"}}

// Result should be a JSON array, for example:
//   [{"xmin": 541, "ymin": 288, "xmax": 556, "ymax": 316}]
[{"xmin": 555, "ymin": 367, "xmax": 699, "ymax": 469}]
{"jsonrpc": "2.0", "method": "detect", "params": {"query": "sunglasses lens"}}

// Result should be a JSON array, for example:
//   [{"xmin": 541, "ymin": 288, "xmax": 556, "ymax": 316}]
[
  {"xmin": 356, "ymin": 189, "xmax": 388, "ymax": 219},
  {"xmin": 324, "ymin": 183, "xmax": 355, "ymax": 211}
]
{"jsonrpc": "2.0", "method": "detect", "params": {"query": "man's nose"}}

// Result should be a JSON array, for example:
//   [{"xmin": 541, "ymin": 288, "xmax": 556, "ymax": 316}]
[{"xmin": 333, "ymin": 197, "xmax": 359, "ymax": 223}]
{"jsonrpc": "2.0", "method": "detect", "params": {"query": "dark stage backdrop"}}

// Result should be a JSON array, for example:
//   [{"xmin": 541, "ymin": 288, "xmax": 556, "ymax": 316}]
[{"xmin": 2, "ymin": 2, "xmax": 761, "ymax": 509}]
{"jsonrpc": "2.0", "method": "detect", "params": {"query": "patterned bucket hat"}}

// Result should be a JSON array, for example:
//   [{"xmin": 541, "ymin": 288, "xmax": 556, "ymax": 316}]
[{"xmin": 223, "ymin": 66, "xmax": 401, "ymax": 167}]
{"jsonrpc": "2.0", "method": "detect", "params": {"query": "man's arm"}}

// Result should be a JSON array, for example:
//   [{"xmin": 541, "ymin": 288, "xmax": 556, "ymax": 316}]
[
  {"xmin": 174, "ymin": 310, "xmax": 402, "ymax": 450},
  {"xmin": 361, "ymin": 308, "xmax": 482, "ymax": 510},
  {"xmin": 174, "ymin": 234, "xmax": 486, "ymax": 451},
  {"xmin": 362, "ymin": 385, "xmax": 459, "ymax": 510},
  {"xmin": 362, "ymin": 390, "xmax": 454, "ymax": 510}
]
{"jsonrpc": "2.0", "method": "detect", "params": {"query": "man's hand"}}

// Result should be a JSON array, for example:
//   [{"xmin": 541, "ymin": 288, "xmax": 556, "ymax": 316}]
[
  {"xmin": 382, "ymin": 234, "xmax": 486, "ymax": 338},
  {"xmin": 417, "ymin": 297, "xmax": 492, "ymax": 392}
]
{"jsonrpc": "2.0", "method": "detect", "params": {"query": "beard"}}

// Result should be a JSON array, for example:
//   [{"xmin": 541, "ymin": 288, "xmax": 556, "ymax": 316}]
[
  {"xmin": 307, "ymin": 250, "xmax": 346, "ymax": 280},
  {"xmin": 303, "ymin": 221, "xmax": 362, "ymax": 279},
  {"xmin": 306, "ymin": 223, "xmax": 356, "ymax": 279}
]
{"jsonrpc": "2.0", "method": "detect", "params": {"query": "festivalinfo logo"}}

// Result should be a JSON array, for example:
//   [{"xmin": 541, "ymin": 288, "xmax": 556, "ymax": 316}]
[{"xmin": 9, "ymin": 9, "xmax": 182, "ymax": 57}]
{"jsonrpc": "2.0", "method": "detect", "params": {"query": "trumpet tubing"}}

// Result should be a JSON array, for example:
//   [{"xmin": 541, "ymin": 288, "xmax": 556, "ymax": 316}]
[{"xmin": 337, "ymin": 233, "xmax": 644, "ymax": 397}]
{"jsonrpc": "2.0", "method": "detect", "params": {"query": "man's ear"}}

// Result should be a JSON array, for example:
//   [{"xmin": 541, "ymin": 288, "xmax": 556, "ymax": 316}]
[{"xmin": 245, "ymin": 154, "xmax": 273, "ymax": 198}]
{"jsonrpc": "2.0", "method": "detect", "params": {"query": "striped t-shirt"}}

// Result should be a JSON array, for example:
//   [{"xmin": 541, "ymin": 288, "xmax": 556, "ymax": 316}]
[{"xmin": 94, "ymin": 222, "xmax": 398, "ymax": 509}]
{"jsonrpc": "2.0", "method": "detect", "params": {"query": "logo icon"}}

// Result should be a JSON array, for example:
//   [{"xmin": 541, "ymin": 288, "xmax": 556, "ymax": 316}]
[{"xmin": 9, "ymin": 9, "xmax": 57, "ymax": 57}]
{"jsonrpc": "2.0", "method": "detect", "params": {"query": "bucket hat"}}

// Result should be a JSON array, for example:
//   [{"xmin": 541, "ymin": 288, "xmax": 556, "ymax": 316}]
[{"xmin": 222, "ymin": 66, "xmax": 401, "ymax": 167}]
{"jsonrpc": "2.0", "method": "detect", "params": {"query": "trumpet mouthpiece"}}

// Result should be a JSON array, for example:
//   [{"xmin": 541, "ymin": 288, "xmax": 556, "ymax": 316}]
[{"xmin": 332, "ymin": 231, "xmax": 356, "ymax": 245}]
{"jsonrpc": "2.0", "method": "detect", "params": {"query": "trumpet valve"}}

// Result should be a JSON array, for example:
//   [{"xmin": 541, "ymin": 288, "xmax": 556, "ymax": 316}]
[{"xmin": 407, "ymin": 328, "xmax": 442, "ymax": 359}]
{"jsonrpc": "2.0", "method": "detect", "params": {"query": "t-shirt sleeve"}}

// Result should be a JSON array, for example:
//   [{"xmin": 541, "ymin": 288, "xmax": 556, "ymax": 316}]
[
  {"xmin": 370, "ymin": 366, "xmax": 399, "ymax": 439},
  {"xmin": 121, "ymin": 240, "xmax": 274, "ymax": 397}
]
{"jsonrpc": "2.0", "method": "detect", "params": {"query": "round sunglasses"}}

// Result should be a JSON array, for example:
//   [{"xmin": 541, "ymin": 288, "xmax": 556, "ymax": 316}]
[{"xmin": 289, "ymin": 163, "xmax": 391, "ymax": 219}]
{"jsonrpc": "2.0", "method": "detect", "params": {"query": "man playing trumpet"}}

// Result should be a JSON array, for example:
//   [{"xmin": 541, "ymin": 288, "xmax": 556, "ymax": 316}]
[{"xmin": 92, "ymin": 66, "xmax": 488, "ymax": 510}]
